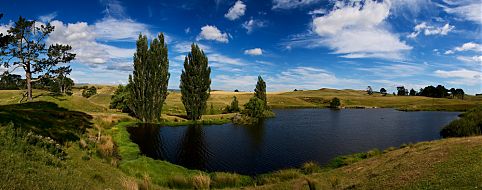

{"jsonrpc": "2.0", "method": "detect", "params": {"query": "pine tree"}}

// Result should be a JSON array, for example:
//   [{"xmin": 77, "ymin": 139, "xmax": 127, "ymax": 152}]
[
  {"xmin": 254, "ymin": 76, "xmax": 268, "ymax": 109},
  {"xmin": 2, "ymin": 16, "xmax": 75, "ymax": 101},
  {"xmin": 129, "ymin": 33, "xmax": 170, "ymax": 122},
  {"xmin": 180, "ymin": 44, "xmax": 211, "ymax": 120}
]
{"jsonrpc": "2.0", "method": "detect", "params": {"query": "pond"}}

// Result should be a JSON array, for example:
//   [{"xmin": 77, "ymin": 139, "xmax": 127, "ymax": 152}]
[{"xmin": 127, "ymin": 108, "xmax": 460, "ymax": 175}]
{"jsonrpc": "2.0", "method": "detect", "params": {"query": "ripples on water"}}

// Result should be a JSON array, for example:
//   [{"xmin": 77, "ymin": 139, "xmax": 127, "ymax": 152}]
[{"xmin": 127, "ymin": 108, "xmax": 459, "ymax": 175}]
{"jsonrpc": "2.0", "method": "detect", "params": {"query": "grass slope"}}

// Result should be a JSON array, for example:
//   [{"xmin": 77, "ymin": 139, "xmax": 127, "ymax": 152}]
[{"xmin": 252, "ymin": 136, "xmax": 482, "ymax": 189}]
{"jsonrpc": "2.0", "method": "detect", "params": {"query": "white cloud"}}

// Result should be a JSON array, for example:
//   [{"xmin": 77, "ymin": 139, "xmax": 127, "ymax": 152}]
[
  {"xmin": 185, "ymin": 27, "xmax": 190, "ymax": 34},
  {"xmin": 456, "ymin": 55, "xmax": 482, "ymax": 64},
  {"xmin": 47, "ymin": 20, "xmax": 134, "ymax": 65},
  {"xmin": 454, "ymin": 42, "xmax": 482, "ymax": 52},
  {"xmin": 224, "ymin": 0, "xmax": 246, "ymax": 20},
  {"xmin": 172, "ymin": 42, "xmax": 211, "ymax": 53},
  {"xmin": 272, "ymin": 0, "xmax": 321, "ymax": 9},
  {"xmin": 208, "ymin": 53, "xmax": 246, "ymax": 66},
  {"xmin": 0, "ymin": 22, "xmax": 12, "ymax": 35},
  {"xmin": 308, "ymin": 8, "xmax": 326, "ymax": 16},
  {"xmin": 407, "ymin": 22, "xmax": 455, "ymax": 38},
  {"xmin": 439, "ymin": 0, "xmax": 482, "ymax": 24},
  {"xmin": 244, "ymin": 48, "xmax": 263, "ymax": 56},
  {"xmin": 94, "ymin": 17, "xmax": 151, "ymax": 41},
  {"xmin": 445, "ymin": 42, "xmax": 482, "ymax": 54},
  {"xmin": 242, "ymin": 18, "xmax": 265, "ymax": 34},
  {"xmin": 38, "ymin": 12, "xmax": 57, "ymax": 23},
  {"xmin": 444, "ymin": 50, "xmax": 455, "ymax": 55},
  {"xmin": 310, "ymin": 0, "xmax": 412, "ymax": 60},
  {"xmin": 435, "ymin": 69, "xmax": 482, "ymax": 85},
  {"xmin": 196, "ymin": 25, "xmax": 229, "ymax": 43}
]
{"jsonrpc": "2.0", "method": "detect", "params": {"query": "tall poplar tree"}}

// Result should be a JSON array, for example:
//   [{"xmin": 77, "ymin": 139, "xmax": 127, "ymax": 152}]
[
  {"xmin": 180, "ymin": 44, "xmax": 211, "ymax": 120},
  {"xmin": 254, "ymin": 75, "xmax": 268, "ymax": 109},
  {"xmin": 129, "ymin": 33, "xmax": 170, "ymax": 123}
]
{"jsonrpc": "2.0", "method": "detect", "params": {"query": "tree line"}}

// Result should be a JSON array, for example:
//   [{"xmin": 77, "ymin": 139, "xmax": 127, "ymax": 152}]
[
  {"xmin": 370, "ymin": 85, "xmax": 465, "ymax": 99},
  {"xmin": 110, "ymin": 34, "xmax": 271, "ymax": 123}
]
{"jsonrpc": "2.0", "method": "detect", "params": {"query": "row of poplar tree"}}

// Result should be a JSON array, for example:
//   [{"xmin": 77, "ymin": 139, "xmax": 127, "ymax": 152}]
[{"xmin": 119, "ymin": 34, "xmax": 269, "ymax": 123}]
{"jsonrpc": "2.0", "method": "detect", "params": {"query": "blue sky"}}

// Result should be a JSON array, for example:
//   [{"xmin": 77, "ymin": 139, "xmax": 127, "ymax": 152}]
[{"xmin": 1, "ymin": 0, "xmax": 481, "ymax": 94}]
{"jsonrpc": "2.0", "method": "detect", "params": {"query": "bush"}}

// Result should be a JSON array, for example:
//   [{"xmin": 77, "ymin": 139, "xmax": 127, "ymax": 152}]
[
  {"xmin": 82, "ymin": 86, "xmax": 97, "ymax": 98},
  {"xmin": 258, "ymin": 169, "xmax": 302, "ymax": 185},
  {"xmin": 440, "ymin": 107, "xmax": 482, "ymax": 137},
  {"xmin": 167, "ymin": 175, "xmax": 191, "ymax": 189},
  {"xmin": 301, "ymin": 161, "xmax": 321, "ymax": 174},
  {"xmin": 211, "ymin": 172, "xmax": 242, "ymax": 188},
  {"xmin": 110, "ymin": 84, "xmax": 132, "ymax": 114},
  {"xmin": 326, "ymin": 149, "xmax": 381, "ymax": 168},
  {"xmin": 224, "ymin": 96, "xmax": 240, "ymax": 113},
  {"xmin": 243, "ymin": 97, "xmax": 266, "ymax": 118},
  {"xmin": 192, "ymin": 173, "xmax": 211, "ymax": 189},
  {"xmin": 329, "ymin": 97, "xmax": 341, "ymax": 108}
]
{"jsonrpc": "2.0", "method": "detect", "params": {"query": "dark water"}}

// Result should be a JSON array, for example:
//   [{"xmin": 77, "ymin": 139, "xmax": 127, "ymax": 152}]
[{"xmin": 127, "ymin": 108, "xmax": 459, "ymax": 175}]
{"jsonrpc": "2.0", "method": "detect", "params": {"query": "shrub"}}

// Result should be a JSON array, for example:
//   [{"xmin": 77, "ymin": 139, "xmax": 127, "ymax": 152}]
[
  {"xmin": 82, "ymin": 86, "xmax": 97, "ymax": 98},
  {"xmin": 110, "ymin": 84, "xmax": 132, "ymax": 114},
  {"xmin": 440, "ymin": 107, "xmax": 482, "ymax": 137},
  {"xmin": 326, "ymin": 149, "xmax": 381, "ymax": 168},
  {"xmin": 211, "ymin": 172, "xmax": 242, "ymax": 188},
  {"xmin": 329, "ymin": 97, "xmax": 341, "ymax": 108},
  {"xmin": 167, "ymin": 175, "xmax": 191, "ymax": 189},
  {"xmin": 301, "ymin": 161, "xmax": 321, "ymax": 174},
  {"xmin": 120, "ymin": 176, "xmax": 139, "ymax": 190},
  {"xmin": 192, "ymin": 173, "xmax": 211, "ymax": 189},
  {"xmin": 258, "ymin": 169, "xmax": 302, "ymax": 185},
  {"xmin": 224, "ymin": 96, "xmax": 240, "ymax": 113},
  {"xmin": 97, "ymin": 136, "xmax": 115, "ymax": 158},
  {"xmin": 243, "ymin": 97, "xmax": 266, "ymax": 118}
]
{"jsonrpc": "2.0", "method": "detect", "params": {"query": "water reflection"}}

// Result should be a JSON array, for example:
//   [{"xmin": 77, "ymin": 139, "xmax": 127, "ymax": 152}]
[{"xmin": 176, "ymin": 125, "xmax": 209, "ymax": 169}]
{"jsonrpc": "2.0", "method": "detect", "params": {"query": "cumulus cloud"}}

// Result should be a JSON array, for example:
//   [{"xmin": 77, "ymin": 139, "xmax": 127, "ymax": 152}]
[
  {"xmin": 196, "ymin": 25, "xmax": 229, "ymax": 43},
  {"xmin": 439, "ymin": 0, "xmax": 482, "ymax": 24},
  {"xmin": 407, "ymin": 22, "xmax": 455, "ymax": 38},
  {"xmin": 272, "ymin": 0, "xmax": 321, "ymax": 9},
  {"xmin": 242, "ymin": 18, "xmax": 265, "ymax": 34},
  {"xmin": 244, "ymin": 48, "xmax": 263, "ymax": 56},
  {"xmin": 435, "ymin": 69, "xmax": 482, "ymax": 85},
  {"xmin": 309, "ymin": 0, "xmax": 411, "ymax": 60},
  {"xmin": 445, "ymin": 42, "xmax": 482, "ymax": 54},
  {"xmin": 224, "ymin": 0, "xmax": 246, "ymax": 20},
  {"xmin": 47, "ymin": 20, "xmax": 134, "ymax": 65}
]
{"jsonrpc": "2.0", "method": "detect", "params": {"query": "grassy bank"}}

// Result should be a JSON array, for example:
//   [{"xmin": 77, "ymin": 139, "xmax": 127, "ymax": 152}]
[{"xmin": 251, "ymin": 136, "xmax": 482, "ymax": 189}]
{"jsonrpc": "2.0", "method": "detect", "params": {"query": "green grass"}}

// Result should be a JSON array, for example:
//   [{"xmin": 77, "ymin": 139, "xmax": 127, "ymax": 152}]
[
  {"xmin": 251, "ymin": 136, "xmax": 482, "ymax": 189},
  {"xmin": 440, "ymin": 106, "xmax": 482, "ymax": 137},
  {"xmin": 0, "ymin": 123, "xmax": 131, "ymax": 190},
  {"xmin": 0, "ymin": 101, "xmax": 93, "ymax": 142}
]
